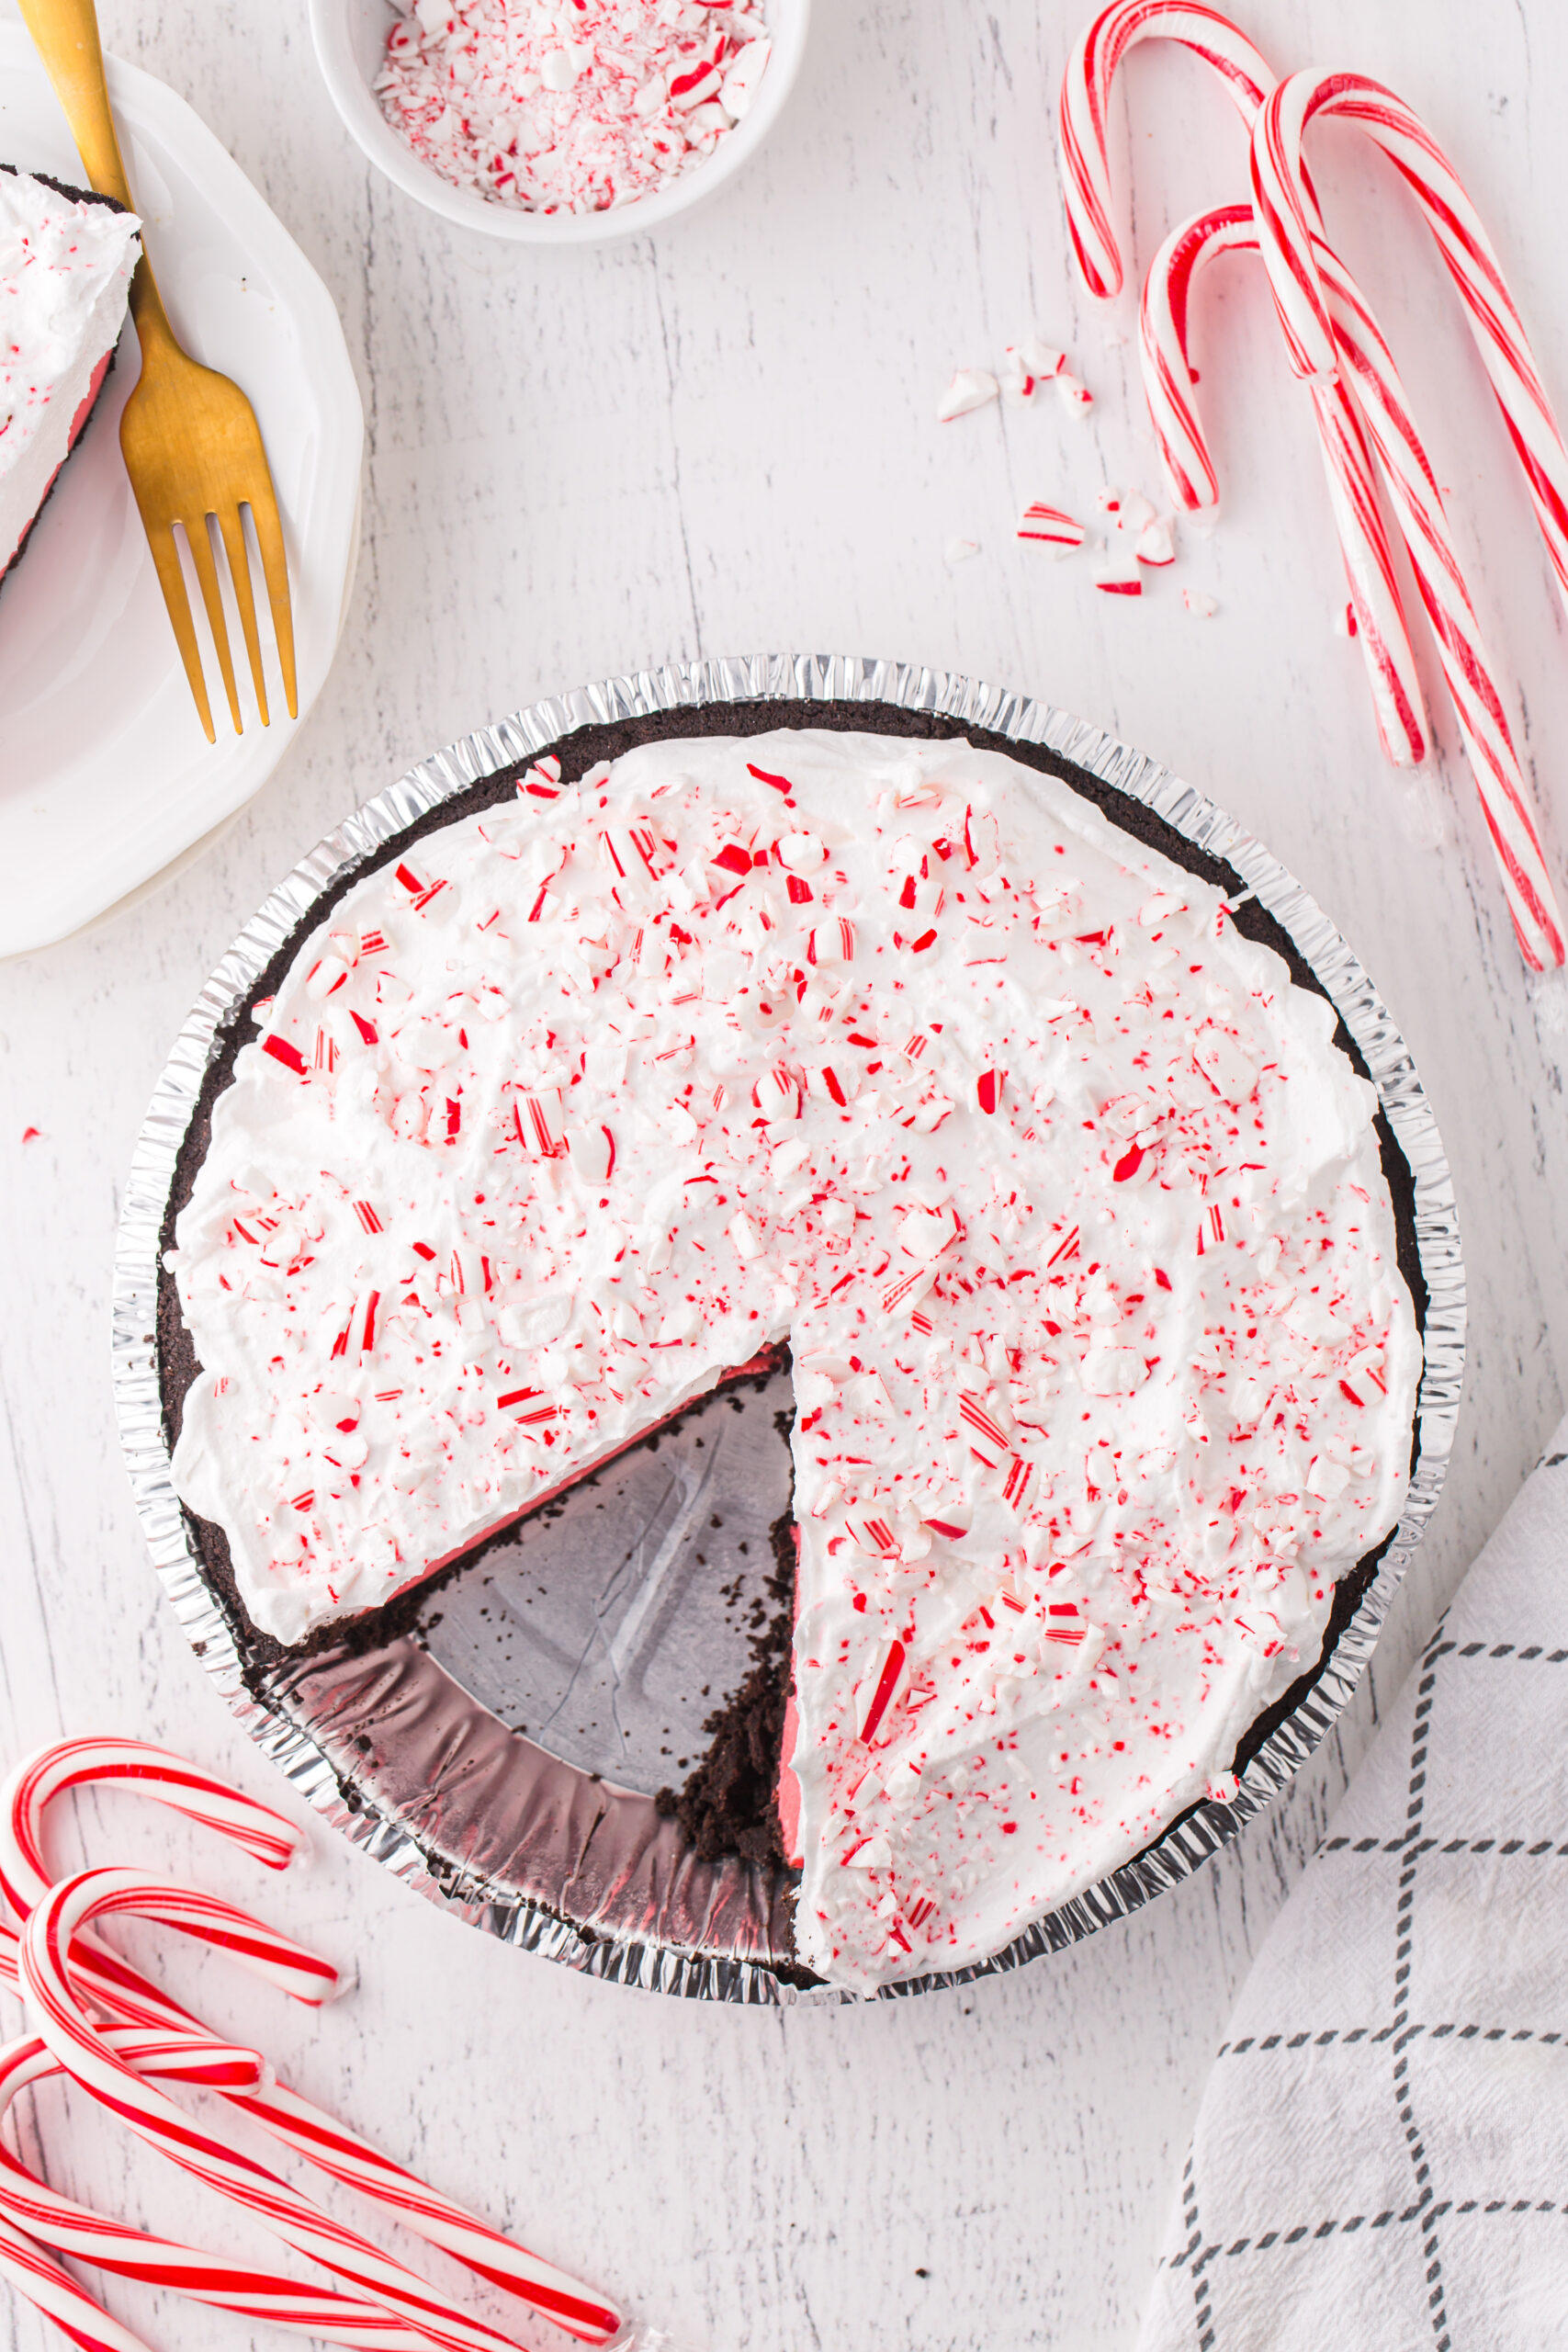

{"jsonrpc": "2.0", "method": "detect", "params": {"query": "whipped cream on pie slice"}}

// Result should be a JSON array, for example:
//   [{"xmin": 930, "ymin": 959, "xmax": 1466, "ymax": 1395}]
[
  {"xmin": 166, "ymin": 729, "xmax": 1420, "ymax": 1990},
  {"xmin": 0, "ymin": 170, "xmax": 141, "ymax": 579}
]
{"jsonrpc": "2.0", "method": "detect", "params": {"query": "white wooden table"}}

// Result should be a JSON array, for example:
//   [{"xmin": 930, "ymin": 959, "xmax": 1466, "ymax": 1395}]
[{"xmin": 3, "ymin": 3, "xmax": 1567, "ymax": 2346}]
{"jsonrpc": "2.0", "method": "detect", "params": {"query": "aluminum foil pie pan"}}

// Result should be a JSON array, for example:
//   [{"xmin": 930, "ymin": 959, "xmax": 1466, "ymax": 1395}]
[{"xmin": 112, "ymin": 652, "xmax": 1466, "ymax": 2006}]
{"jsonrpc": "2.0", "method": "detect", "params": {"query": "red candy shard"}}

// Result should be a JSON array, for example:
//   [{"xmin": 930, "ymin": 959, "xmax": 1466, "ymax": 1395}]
[
  {"xmin": 857, "ymin": 1638, "xmax": 908, "ymax": 1746},
  {"xmin": 262, "ymin": 1035, "xmax": 308, "ymax": 1077},
  {"xmin": 746, "ymin": 762, "xmax": 795, "ymax": 796}
]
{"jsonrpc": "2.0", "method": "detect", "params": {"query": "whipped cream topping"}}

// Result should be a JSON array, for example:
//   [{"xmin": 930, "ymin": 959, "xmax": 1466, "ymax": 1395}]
[
  {"xmin": 0, "ymin": 173, "xmax": 141, "ymax": 572},
  {"xmin": 376, "ymin": 0, "xmax": 772, "ymax": 216},
  {"xmin": 168, "ymin": 729, "xmax": 1419, "ymax": 1991}
]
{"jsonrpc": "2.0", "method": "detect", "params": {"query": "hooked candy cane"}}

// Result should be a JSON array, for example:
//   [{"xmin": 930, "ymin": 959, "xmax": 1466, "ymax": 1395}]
[
  {"xmin": 0, "ymin": 2028, "xmax": 448, "ymax": 2351},
  {"xmin": 1063, "ymin": 8, "xmax": 1565, "ymax": 952},
  {"xmin": 1145, "ymin": 183, "xmax": 1563, "ymax": 958},
  {"xmin": 20, "ymin": 1872, "xmax": 543, "ymax": 2352},
  {"xmin": 1061, "ymin": 3, "xmax": 1431, "ymax": 768},
  {"xmin": 1140, "ymin": 203, "xmax": 1429, "ymax": 767},
  {"xmin": 1250, "ymin": 71, "xmax": 1568, "ymax": 617},
  {"xmin": 0, "ymin": 1736, "xmax": 311, "ymax": 2031},
  {"xmin": 0, "ymin": 1739, "xmax": 301, "ymax": 1914},
  {"xmin": 1309, "ymin": 238, "xmax": 1565, "ymax": 966},
  {"xmin": 0, "ymin": 1741, "xmax": 623, "ymax": 2345},
  {"xmin": 1059, "ymin": 0, "xmax": 1272, "ymax": 299}
]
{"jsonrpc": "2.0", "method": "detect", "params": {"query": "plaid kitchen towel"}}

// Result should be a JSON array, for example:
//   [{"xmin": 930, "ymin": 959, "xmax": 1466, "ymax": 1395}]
[{"xmin": 1138, "ymin": 1416, "xmax": 1568, "ymax": 2352}]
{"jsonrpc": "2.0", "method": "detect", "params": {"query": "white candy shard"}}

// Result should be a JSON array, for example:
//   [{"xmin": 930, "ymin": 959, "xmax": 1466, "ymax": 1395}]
[
  {"xmin": 1098, "ymin": 487, "xmax": 1156, "ymax": 532},
  {"xmin": 1183, "ymin": 588, "xmax": 1219, "ymax": 618},
  {"xmin": 1135, "ymin": 517, "xmax": 1176, "ymax": 567},
  {"xmin": 540, "ymin": 47, "xmax": 581, "ymax": 93},
  {"xmin": 718, "ymin": 36, "xmax": 770, "ymax": 119},
  {"xmin": 937, "ymin": 368, "xmax": 1000, "ymax": 423},
  {"xmin": 1093, "ymin": 555, "xmax": 1143, "ymax": 597},
  {"xmin": 1000, "ymin": 338, "xmax": 1066, "ymax": 402},
  {"xmin": 1008, "ymin": 336, "xmax": 1066, "ymax": 395},
  {"xmin": 776, "ymin": 831, "xmax": 828, "ymax": 872}
]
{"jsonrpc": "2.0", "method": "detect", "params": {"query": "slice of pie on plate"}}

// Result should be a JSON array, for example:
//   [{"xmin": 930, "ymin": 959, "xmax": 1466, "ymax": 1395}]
[{"xmin": 0, "ymin": 165, "xmax": 140, "ymax": 587}]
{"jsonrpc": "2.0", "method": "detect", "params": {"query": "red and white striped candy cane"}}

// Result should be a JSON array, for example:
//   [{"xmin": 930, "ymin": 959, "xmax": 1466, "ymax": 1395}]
[
  {"xmin": 0, "ymin": 1739, "xmax": 301, "ymax": 1917},
  {"xmin": 0, "ymin": 1736, "xmax": 312, "ymax": 2033},
  {"xmin": 1059, "ymin": 0, "xmax": 1272, "ymax": 298},
  {"xmin": 1309, "ymin": 238, "xmax": 1565, "ymax": 965},
  {"xmin": 0, "ymin": 2028, "xmax": 467, "ymax": 2350},
  {"xmin": 1060, "ymin": 3, "xmax": 1430, "ymax": 768},
  {"xmin": 1251, "ymin": 70, "xmax": 1568, "ymax": 617},
  {"xmin": 20, "ymin": 1872, "xmax": 533, "ymax": 2352},
  {"xmin": 0, "ymin": 1742, "xmax": 623, "ymax": 2344},
  {"xmin": 1140, "ymin": 202, "xmax": 1429, "ymax": 768},
  {"xmin": 0, "ymin": 2204, "xmax": 154, "ymax": 2352}
]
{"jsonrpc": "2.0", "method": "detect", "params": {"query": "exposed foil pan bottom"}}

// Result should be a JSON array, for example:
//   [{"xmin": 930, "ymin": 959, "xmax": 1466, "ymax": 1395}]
[{"xmin": 113, "ymin": 653, "xmax": 1465, "ymax": 2005}]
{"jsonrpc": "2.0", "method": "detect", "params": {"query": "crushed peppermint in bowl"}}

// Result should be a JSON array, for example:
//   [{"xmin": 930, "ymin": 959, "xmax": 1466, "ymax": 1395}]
[{"xmin": 310, "ymin": 0, "xmax": 808, "ymax": 243}]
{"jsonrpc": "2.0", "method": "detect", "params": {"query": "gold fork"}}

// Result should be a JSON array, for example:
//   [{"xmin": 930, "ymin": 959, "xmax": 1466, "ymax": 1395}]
[{"xmin": 18, "ymin": 0, "xmax": 297, "ymax": 741}]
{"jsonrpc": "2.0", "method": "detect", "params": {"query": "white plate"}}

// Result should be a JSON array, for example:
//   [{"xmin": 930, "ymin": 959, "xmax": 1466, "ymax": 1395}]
[{"xmin": 0, "ymin": 27, "xmax": 363, "ymax": 959}]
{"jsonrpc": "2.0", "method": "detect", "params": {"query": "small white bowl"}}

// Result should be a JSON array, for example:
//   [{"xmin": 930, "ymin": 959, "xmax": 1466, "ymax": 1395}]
[{"xmin": 309, "ymin": 0, "xmax": 810, "ymax": 244}]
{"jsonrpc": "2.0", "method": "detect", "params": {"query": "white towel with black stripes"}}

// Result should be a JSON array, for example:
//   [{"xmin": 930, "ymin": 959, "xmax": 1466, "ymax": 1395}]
[{"xmin": 1138, "ymin": 1416, "xmax": 1568, "ymax": 2352}]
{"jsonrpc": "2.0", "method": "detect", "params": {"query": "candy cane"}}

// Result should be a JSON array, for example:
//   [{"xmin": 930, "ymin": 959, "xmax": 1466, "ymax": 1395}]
[
  {"xmin": 0, "ymin": 1736, "xmax": 308, "ymax": 2036},
  {"xmin": 1061, "ymin": 7, "xmax": 1564, "ymax": 957},
  {"xmin": 0, "ymin": 2031, "xmax": 460, "ymax": 2342},
  {"xmin": 0, "ymin": 2028, "xmax": 457, "ymax": 2350},
  {"xmin": 0, "ymin": 2205, "xmax": 154, "ymax": 2352},
  {"xmin": 0, "ymin": 1739, "xmax": 301, "ymax": 1916},
  {"xmin": 1141, "ymin": 203, "xmax": 1429, "ymax": 767},
  {"xmin": 1309, "ymin": 238, "xmax": 1565, "ymax": 966},
  {"xmin": 21, "ymin": 1872, "xmax": 536, "ymax": 2352},
  {"xmin": 0, "ymin": 2027, "xmax": 250, "ymax": 2352},
  {"xmin": 1251, "ymin": 71, "xmax": 1568, "ymax": 616},
  {"xmin": 1059, "ymin": 0, "xmax": 1272, "ymax": 298},
  {"xmin": 1060, "ymin": 2, "xmax": 1430, "ymax": 768},
  {"xmin": 1, "ymin": 1742, "xmax": 623, "ymax": 2345}
]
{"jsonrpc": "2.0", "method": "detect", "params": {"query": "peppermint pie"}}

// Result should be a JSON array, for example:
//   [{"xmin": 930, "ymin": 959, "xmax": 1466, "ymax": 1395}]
[
  {"xmin": 0, "ymin": 169, "xmax": 140, "ymax": 587},
  {"xmin": 162, "ymin": 716, "xmax": 1420, "ymax": 1991}
]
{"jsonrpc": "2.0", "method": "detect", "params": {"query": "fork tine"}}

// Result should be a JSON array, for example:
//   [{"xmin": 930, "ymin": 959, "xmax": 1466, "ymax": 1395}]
[
  {"xmin": 244, "ymin": 488, "xmax": 298, "ymax": 720},
  {"xmin": 185, "ymin": 514, "xmax": 243, "ymax": 735},
  {"xmin": 217, "ymin": 505, "xmax": 269, "ymax": 728},
  {"xmin": 143, "ymin": 525, "xmax": 216, "ymax": 745}
]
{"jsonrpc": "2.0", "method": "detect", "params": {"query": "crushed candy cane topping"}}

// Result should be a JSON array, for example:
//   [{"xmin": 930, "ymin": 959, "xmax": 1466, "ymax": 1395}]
[
  {"xmin": 375, "ymin": 0, "xmax": 772, "ymax": 216},
  {"xmin": 0, "ymin": 173, "xmax": 141, "ymax": 573},
  {"xmin": 168, "ymin": 729, "xmax": 1419, "ymax": 1992}
]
